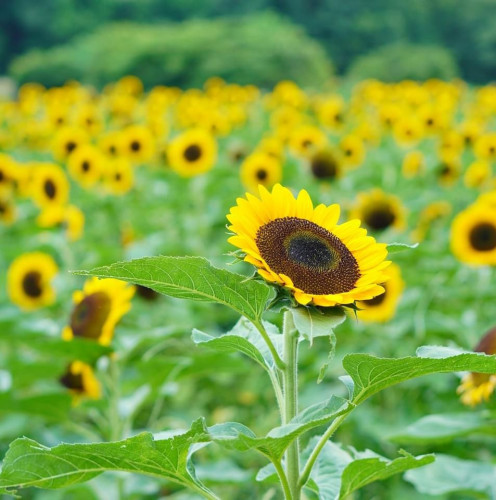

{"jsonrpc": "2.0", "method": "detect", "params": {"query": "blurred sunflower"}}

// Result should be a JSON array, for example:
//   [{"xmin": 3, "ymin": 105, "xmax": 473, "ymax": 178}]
[
  {"xmin": 339, "ymin": 134, "xmax": 365, "ymax": 168},
  {"xmin": 59, "ymin": 361, "xmax": 101, "ymax": 401},
  {"xmin": 0, "ymin": 153, "xmax": 16, "ymax": 190},
  {"xmin": 31, "ymin": 163, "xmax": 70, "ymax": 208},
  {"xmin": 37, "ymin": 204, "xmax": 85, "ymax": 242},
  {"xmin": 52, "ymin": 126, "xmax": 89, "ymax": 161},
  {"xmin": 7, "ymin": 252, "xmax": 58, "ymax": 310},
  {"xmin": 120, "ymin": 125, "xmax": 156, "ymax": 164},
  {"xmin": 168, "ymin": 128, "xmax": 217, "ymax": 177},
  {"xmin": 62, "ymin": 277, "xmax": 135, "ymax": 346},
  {"xmin": 436, "ymin": 153, "xmax": 460, "ymax": 187},
  {"xmin": 457, "ymin": 327, "xmax": 496, "ymax": 406},
  {"xmin": 392, "ymin": 116, "xmax": 424, "ymax": 147},
  {"xmin": 289, "ymin": 125, "xmax": 327, "ymax": 158},
  {"xmin": 411, "ymin": 201, "xmax": 451, "ymax": 242},
  {"xmin": 68, "ymin": 144, "xmax": 105, "ymax": 188},
  {"xmin": 402, "ymin": 151, "xmax": 424, "ymax": 179},
  {"xmin": 240, "ymin": 152, "xmax": 281, "ymax": 192},
  {"xmin": 256, "ymin": 136, "xmax": 284, "ymax": 161},
  {"xmin": 451, "ymin": 204, "xmax": 496, "ymax": 265},
  {"xmin": 351, "ymin": 189, "xmax": 406, "ymax": 233},
  {"xmin": 474, "ymin": 133, "xmax": 496, "ymax": 162},
  {"xmin": 0, "ymin": 191, "xmax": 16, "ymax": 225},
  {"xmin": 309, "ymin": 148, "xmax": 341, "ymax": 182},
  {"xmin": 99, "ymin": 131, "xmax": 122, "ymax": 158},
  {"xmin": 227, "ymin": 184, "xmax": 390, "ymax": 306},
  {"xmin": 464, "ymin": 160, "xmax": 492, "ymax": 189},
  {"xmin": 356, "ymin": 262, "xmax": 404, "ymax": 322},
  {"xmin": 104, "ymin": 158, "xmax": 134, "ymax": 195}
]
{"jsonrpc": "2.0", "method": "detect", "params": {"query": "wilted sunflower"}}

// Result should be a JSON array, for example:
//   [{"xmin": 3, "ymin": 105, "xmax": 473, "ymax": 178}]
[
  {"xmin": 120, "ymin": 125, "xmax": 156, "ymax": 164},
  {"xmin": 451, "ymin": 204, "xmax": 496, "ymax": 265},
  {"xmin": 104, "ymin": 158, "xmax": 134, "ymax": 195},
  {"xmin": 240, "ymin": 152, "xmax": 281, "ymax": 192},
  {"xmin": 457, "ymin": 327, "xmax": 496, "ymax": 406},
  {"xmin": 168, "ymin": 128, "xmax": 217, "ymax": 177},
  {"xmin": 356, "ymin": 263, "xmax": 404, "ymax": 322},
  {"xmin": 309, "ymin": 148, "xmax": 341, "ymax": 181},
  {"xmin": 59, "ymin": 361, "xmax": 101, "ymax": 401},
  {"xmin": 227, "ymin": 184, "xmax": 390, "ymax": 306},
  {"xmin": 52, "ymin": 126, "xmax": 89, "ymax": 162},
  {"xmin": 7, "ymin": 252, "xmax": 58, "ymax": 310},
  {"xmin": 62, "ymin": 277, "xmax": 135, "ymax": 346},
  {"xmin": 350, "ymin": 189, "xmax": 406, "ymax": 233},
  {"xmin": 68, "ymin": 144, "xmax": 105, "ymax": 188},
  {"xmin": 30, "ymin": 163, "xmax": 69, "ymax": 209}
]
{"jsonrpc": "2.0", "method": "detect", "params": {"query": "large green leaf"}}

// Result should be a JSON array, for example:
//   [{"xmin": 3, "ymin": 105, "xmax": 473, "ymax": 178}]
[
  {"xmin": 192, "ymin": 318, "xmax": 281, "ymax": 370},
  {"xmin": 405, "ymin": 455, "xmax": 496, "ymax": 499},
  {"xmin": 343, "ymin": 345, "xmax": 496, "ymax": 404},
  {"xmin": 74, "ymin": 256, "xmax": 273, "ymax": 323},
  {"xmin": 301, "ymin": 439, "xmax": 433, "ymax": 500},
  {"xmin": 0, "ymin": 418, "xmax": 217, "ymax": 499},
  {"xmin": 390, "ymin": 412, "xmax": 496, "ymax": 444},
  {"xmin": 210, "ymin": 395, "xmax": 351, "ymax": 460}
]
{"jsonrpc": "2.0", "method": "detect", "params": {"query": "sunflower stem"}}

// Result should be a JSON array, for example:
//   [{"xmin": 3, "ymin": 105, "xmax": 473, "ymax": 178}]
[
  {"xmin": 253, "ymin": 320, "xmax": 286, "ymax": 371},
  {"xmin": 283, "ymin": 310, "xmax": 300, "ymax": 499}
]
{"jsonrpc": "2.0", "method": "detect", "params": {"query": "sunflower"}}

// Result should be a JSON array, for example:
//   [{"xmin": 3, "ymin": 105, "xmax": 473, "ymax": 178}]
[
  {"xmin": 474, "ymin": 133, "xmax": 496, "ymax": 162},
  {"xmin": 356, "ymin": 263, "xmax": 404, "ymax": 322},
  {"xmin": 62, "ymin": 277, "xmax": 135, "ymax": 346},
  {"xmin": 288, "ymin": 125, "xmax": 327, "ymax": 158},
  {"xmin": 308, "ymin": 148, "xmax": 341, "ymax": 181},
  {"xmin": 227, "ymin": 184, "xmax": 390, "ymax": 306},
  {"xmin": 7, "ymin": 252, "xmax": 58, "ymax": 311},
  {"xmin": 98, "ymin": 131, "xmax": 122, "ymax": 158},
  {"xmin": 0, "ymin": 153, "xmax": 16, "ymax": 190},
  {"xmin": 168, "ymin": 128, "xmax": 217, "ymax": 177},
  {"xmin": 256, "ymin": 136, "xmax": 284, "ymax": 161},
  {"xmin": 120, "ymin": 125, "xmax": 156, "ymax": 164},
  {"xmin": 402, "ymin": 151, "xmax": 424, "ymax": 179},
  {"xmin": 464, "ymin": 160, "xmax": 492, "ymax": 189},
  {"xmin": 436, "ymin": 151, "xmax": 460, "ymax": 187},
  {"xmin": 0, "ymin": 191, "xmax": 16, "ymax": 225},
  {"xmin": 451, "ymin": 204, "xmax": 496, "ymax": 265},
  {"xmin": 67, "ymin": 144, "xmax": 105, "ymax": 188},
  {"xmin": 104, "ymin": 158, "xmax": 134, "ymax": 195},
  {"xmin": 339, "ymin": 134, "xmax": 365, "ymax": 168},
  {"xmin": 350, "ymin": 189, "xmax": 406, "ymax": 233},
  {"xmin": 52, "ymin": 126, "xmax": 89, "ymax": 162},
  {"xmin": 240, "ymin": 152, "xmax": 282, "ymax": 192},
  {"xmin": 457, "ymin": 327, "xmax": 496, "ymax": 406},
  {"xmin": 37, "ymin": 204, "xmax": 85, "ymax": 241},
  {"xmin": 30, "ymin": 163, "xmax": 70, "ymax": 209},
  {"xmin": 59, "ymin": 361, "xmax": 101, "ymax": 401},
  {"xmin": 392, "ymin": 116, "xmax": 424, "ymax": 147}
]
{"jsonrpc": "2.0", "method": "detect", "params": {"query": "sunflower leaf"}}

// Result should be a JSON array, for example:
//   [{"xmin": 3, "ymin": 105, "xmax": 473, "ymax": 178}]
[
  {"xmin": 390, "ymin": 412, "xmax": 496, "ymax": 444},
  {"xmin": 405, "ymin": 455, "xmax": 496, "ymax": 499},
  {"xmin": 301, "ymin": 439, "xmax": 433, "ymax": 500},
  {"xmin": 386, "ymin": 242, "xmax": 419, "ymax": 254},
  {"xmin": 343, "ymin": 345, "xmax": 496, "ymax": 404},
  {"xmin": 291, "ymin": 306, "xmax": 346, "ymax": 345},
  {"xmin": 73, "ymin": 256, "xmax": 273, "ymax": 323},
  {"xmin": 209, "ymin": 395, "xmax": 351, "ymax": 460},
  {"xmin": 0, "ymin": 418, "xmax": 217, "ymax": 498}
]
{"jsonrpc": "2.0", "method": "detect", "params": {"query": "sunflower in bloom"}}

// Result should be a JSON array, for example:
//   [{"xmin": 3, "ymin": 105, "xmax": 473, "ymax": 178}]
[
  {"xmin": 120, "ymin": 125, "xmax": 156, "ymax": 164},
  {"xmin": 402, "ymin": 151, "xmax": 424, "ymax": 179},
  {"xmin": 62, "ymin": 278, "xmax": 135, "ymax": 346},
  {"xmin": 350, "ymin": 189, "xmax": 406, "ymax": 233},
  {"xmin": 0, "ymin": 189, "xmax": 16, "ymax": 225},
  {"xmin": 240, "ymin": 152, "xmax": 282, "ymax": 192},
  {"xmin": 339, "ymin": 134, "xmax": 365, "ymax": 169},
  {"xmin": 256, "ymin": 136, "xmax": 285, "ymax": 162},
  {"xmin": 227, "ymin": 184, "xmax": 390, "ymax": 306},
  {"xmin": 451, "ymin": 203, "xmax": 496, "ymax": 265},
  {"xmin": 30, "ymin": 163, "xmax": 70, "ymax": 209},
  {"xmin": 7, "ymin": 252, "xmax": 58, "ymax": 311},
  {"xmin": 0, "ymin": 153, "xmax": 16, "ymax": 190},
  {"xmin": 436, "ymin": 152, "xmax": 460, "ymax": 187},
  {"xmin": 168, "ymin": 128, "xmax": 217, "ymax": 177},
  {"xmin": 68, "ymin": 144, "xmax": 105, "ymax": 188},
  {"xmin": 52, "ymin": 126, "xmax": 89, "ymax": 162},
  {"xmin": 464, "ymin": 160, "xmax": 492, "ymax": 189},
  {"xmin": 37, "ymin": 204, "xmax": 85, "ymax": 242},
  {"xmin": 392, "ymin": 116, "xmax": 424, "ymax": 147},
  {"xmin": 474, "ymin": 133, "xmax": 496, "ymax": 162},
  {"xmin": 99, "ymin": 131, "xmax": 122, "ymax": 158},
  {"xmin": 356, "ymin": 263, "xmax": 404, "ymax": 322},
  {"xmin": 288, "ymin": 125, "xmax": 327, "ymax": 158},
  {"xmin": 103, "ymin": 158, "xmax": 134, "ymax": 195},
  {"xmin": 59, "ymin": 361, "xmax": 101, "ymax": 402},
  {"xmin": 457, "ymin": 327, "xmax": 496, "ymax": 406}
]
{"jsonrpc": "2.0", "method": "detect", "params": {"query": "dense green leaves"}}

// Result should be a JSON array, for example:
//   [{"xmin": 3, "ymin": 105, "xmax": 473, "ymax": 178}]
[
  {"xmin": 0, "ymin": 418, "xmax": 216, "ymax": 498},
  {"xmin": 405, "ymin": 455, "xmax": 496, "ymax": 499},
  {"xmin": 343, "ymin": 346, "xmax": 496, "ymax": 404},
  {"xmin": 75, "ymin": 256, "xmax": 273, "ymax": 323},
  {"xmin": 390, "ymin": 412, "xmax": 496, "ymax": 444}
]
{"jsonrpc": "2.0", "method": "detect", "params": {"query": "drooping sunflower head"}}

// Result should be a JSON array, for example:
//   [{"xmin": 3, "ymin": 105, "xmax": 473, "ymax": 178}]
[
  {"xmin": 68, "ymin": 144, "xmax": 105, "ymax": 188},
  {"xmin": 59, "ymin": 361, "xmax": 101, "ymax": 402},
  {"xmin": 168, "ymin": 128, "xmax": 217, "ymax": 177},
  {"xmin": 227, "ymin": 184, "xmax": 390, "ymax": 307},
  {"xmin": 356, "ymin": 262, "xmax": 404, "ymax": 322},
  {"xmin": 457, "ymin": 327, "xmax": 496, "ymax": 406},
  {"xmin": 309, "ymin": 148, "xmax": 341, "ymax": 182},
  {"xmin": 7, "ymin": 252, "xmax": 58, "ymax": 311},
  {"xmin": 30, "ymin": 163, "xmax": 70, "ymax": 209},
  {"xmin": 350, "ymin": 189, "xmax": 406, "ymax": 233},
  {"xmin": 240, "ymin": 152, "xmax": 282, "ymax": 192},
  {"xmin": 62, "ymin": 277, "xmax": 135, "ymax": 346},
  {"xmin": 451, "ymin": 203, "xmax": 496, "ymax": 265}
]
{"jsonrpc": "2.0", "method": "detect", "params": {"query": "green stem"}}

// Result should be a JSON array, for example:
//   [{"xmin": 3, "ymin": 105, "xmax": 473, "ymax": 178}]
[
  {"xmin": 108, "ymin": 357, "xmax": 122, "ymax": 441},
  {"xmin": 272, "ymin": 459, "xmax": 293, "ymax": 500},
  {"xmin": 283, "ymin": 310, "xmax": 300, "ymax": 499},
  {"xmin": 253, "ymin": 320, "xmax": 286, "ymax": 370},
  {"xmin": 298, "ymin": 411, "xmax": 351, "ymax": 488}
]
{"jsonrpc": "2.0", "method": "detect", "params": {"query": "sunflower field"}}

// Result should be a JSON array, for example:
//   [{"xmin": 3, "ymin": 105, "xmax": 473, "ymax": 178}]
[{"xmin": 1, "ymin": 75, "xmax": 496, "ymax": 500}]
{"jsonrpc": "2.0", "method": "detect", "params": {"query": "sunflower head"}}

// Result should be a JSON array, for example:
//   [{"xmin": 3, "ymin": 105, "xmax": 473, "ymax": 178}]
[
  {"xmin": 30, "ymin": 163, "xmax": 70, "ymax": 209},
  {"xmin": 240, "ymin": 152, "xmax": 282, "ymax": 192},
  {"xmin": 458, "ymin": 327, "xmax": 496, "ymax": 406},
  {"xmin": 60, "ymin": 361, "xmax": 101, "ymax": 402},
  {"xmin": 402, "ymin": 151, "xmax": 424, "ymax": 179},
  {"xmin": 104, "ymin": 158, "xmax": 134, "ymax": 195},
  {"xmin": 62, "ymin": 278, "xmax": 135, "ymax": 346},
  {"xmin": 7, "ymin": 252, "xmax": 58, "ymax": 311},
  {"xmin": 309, "ymin": 149, "xmax": 341, "ymax": 181},
  {"xmin": 68, "ymin": 144, "xmax": 105, "ymax": 188},
  {"xmin": 227, "ymin": 184, "xmax": 390, "ymax": 307},
  {"xmin": 120, "ymin": 125, "xmax": 156, "ymax": 164},
  {"xmin": 339, "ymin": 134, "xmax": 365, "ymax": 168}
]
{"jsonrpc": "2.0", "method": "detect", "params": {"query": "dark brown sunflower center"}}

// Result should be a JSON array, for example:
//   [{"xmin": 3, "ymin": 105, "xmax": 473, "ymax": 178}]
[
  {"xmin": 109, "ymin": 145, "xmax": 116, "ymax": 155},
  {"xmin": 361, "ymin": 284, "xmax": 387, "ymax": 307},
  {"xmin": 70, "ymin": 291, "xmax": 112, "ymax": 340},
  {"xmin": 136, "ymin": 284, "xmax": 159, "ymax": 300},
  {"xmin": 81, "ymin": 160, "xmax": 90, "ymax": 172},
  {"xmin": 0, "ymin": 170, "xmax": 4, "ymax": 182},
  {"xmin": 0, "ymin": 202, "xmax": 6, "ymax": 213},
  {"xmin": 22, "ymin": 271, "xmax": 43, "ymax": 298},
  {"xmin": 130, "ymin": 140, "xmax": 141, "ymax": 152},
  {"xmin": 363, "ymin": 204, "xmax": 395, "ymax": 231},
  {"xmin": 59, "ymin": 367, "xmax": 84, "ymax": 391},
  {"xmin": 256, "ymin": 169, "xmax": 268, "ymax": 181},
  {"xmin": 311, "ymin": 154, "xmax": 338, "ymax": 179},
  {"xmin": 66, "ymin": 141, "xmax": 76, "ymax": 154},
  {"xmin": 469, "ymin": 222, "xmax": 496, "ymax": 251},
  {"xmin": 115, "ymin": 172, "xmax": 122, "ymax": 181},
  {"xmin": 256, "ymin": 217, "xmax": 360, "ymax": 295},
  {"xmin": 184, "ymin": 144, "xmax": 202, "ymax": 162},
  {"xmin": 44, "ymin": 179, "xmax": 56, "ymax": 199}
]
